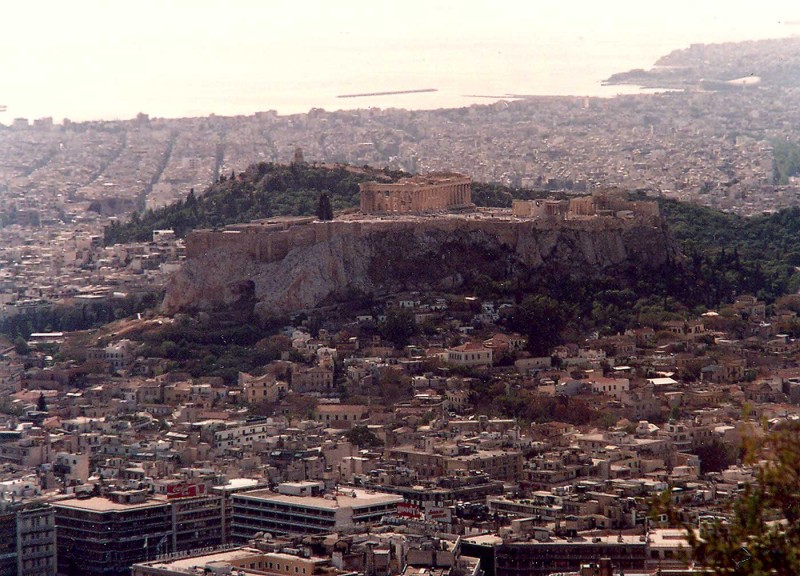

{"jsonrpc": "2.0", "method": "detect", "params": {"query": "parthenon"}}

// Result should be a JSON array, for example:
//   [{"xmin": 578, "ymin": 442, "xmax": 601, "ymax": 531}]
[{"xmin": 359, "ymin": 173, "xmax": 473, "ymax": 214}]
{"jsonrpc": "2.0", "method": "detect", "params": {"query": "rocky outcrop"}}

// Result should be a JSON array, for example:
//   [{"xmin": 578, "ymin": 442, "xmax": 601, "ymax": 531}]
[{"xmin": 162, "ymin": 214, "xmax": 675, "ymax": 316}]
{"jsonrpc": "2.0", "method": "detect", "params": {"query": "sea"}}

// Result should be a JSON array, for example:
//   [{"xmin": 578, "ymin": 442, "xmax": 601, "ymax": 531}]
[{"xmin": 0, "ymin": 2, "xmax": 797, "ymax": 122}]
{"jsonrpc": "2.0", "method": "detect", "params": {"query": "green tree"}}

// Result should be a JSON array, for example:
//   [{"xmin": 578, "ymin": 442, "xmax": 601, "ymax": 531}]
[
  {"xmin": 510, "ymin": 295, "xmax": 567, "ymax": 356},
  {"xmin": 694, "ymin": 438, "xmax": 737, "ymax": 474},
  {"xmin": 687, "ymin": 422, "xmax": 800, "ymax": 575},
  {"xmin": 379, "ymin": 308, "xmax": 417, "ymax": 348},
  {"xmin": 13, "ymin": 336, "xmax": 30, "ymax": 356},
  {"xmin": 317, "ymin": 192, "xmax": 334, "ymax": 220},
  {"xmin": 344, "ymin": 425, "xmax": 383, "ymax": 448},
  {"xmin": 36, "ymin": 392, "xmax": 47, "ymax": 412}
]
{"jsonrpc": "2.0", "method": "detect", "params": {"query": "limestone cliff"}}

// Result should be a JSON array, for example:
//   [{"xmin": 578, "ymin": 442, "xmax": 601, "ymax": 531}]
[{"xmin": 162, "ymin": 214, "xmax": 675, "ymax": 316}]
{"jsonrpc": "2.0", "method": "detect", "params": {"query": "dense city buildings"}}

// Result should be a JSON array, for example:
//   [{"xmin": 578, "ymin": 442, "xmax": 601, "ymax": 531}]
[
  {"xmin": 7, "ymin": 38, "xmax": 800, "ymax": 576},
  {"xmin": 0, "ymin": 83, "xmax": 799, "ymax": 320},
  {"xmin": 0, "ymin": 269, "xmax": 792, "ymax": 576}
]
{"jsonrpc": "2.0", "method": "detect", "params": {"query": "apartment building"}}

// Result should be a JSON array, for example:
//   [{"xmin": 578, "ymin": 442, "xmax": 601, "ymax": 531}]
[
  {"xmin": 230, "ymin": 483, "xmax": 402, "ymax": 540},
  {"xmin": 54, "ymin": 488, "xmax": 226, "ymax": 576},
  {"xmin": 0, "ymin": 503, "xmax": 56, "ymax": 576},
  {"xmin": 53, "ymin": 491, "xmax": 172, "ymax": 576}
]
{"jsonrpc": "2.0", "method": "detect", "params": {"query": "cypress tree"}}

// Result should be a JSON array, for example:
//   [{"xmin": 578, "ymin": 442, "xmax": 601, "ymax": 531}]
[{"xmin": 317, "ymin": 192, "xmax": 333, "ymax": 220}]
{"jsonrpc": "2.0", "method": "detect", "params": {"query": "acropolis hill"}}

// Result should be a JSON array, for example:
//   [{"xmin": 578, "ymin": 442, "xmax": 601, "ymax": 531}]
[{"xmin": 162, "ymin": 176, "xmax": 672, "ymax": 316}]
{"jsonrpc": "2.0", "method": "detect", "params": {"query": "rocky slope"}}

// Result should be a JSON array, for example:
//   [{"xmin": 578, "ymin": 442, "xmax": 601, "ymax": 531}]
[{"xmin": 162, "ymin": 213, "xmax": 674, "ymax": 317}]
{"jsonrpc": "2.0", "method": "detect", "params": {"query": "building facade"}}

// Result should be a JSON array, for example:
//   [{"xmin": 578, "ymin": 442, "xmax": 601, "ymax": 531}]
[
  {"xmin": 446, "ymin": 343, "xmax": 493, "ymax": 368},
  {"xmin": 0, "ymin": 503, "xmax": 56, "ymax": 576},
  {"xmin": 54, "ymin": 489, "xmax": 226, "ymax": 576},
  {"xmin": 54, "ymin": 492, "xmax": 172, "ymax": 576},
  {"xmin": 213, "ymin": 420, "xmax": 274, "ymax": 450},
  {"xmin": 230, "ymin": 485, "xmax": 402, "ymax": 540},
  {"xmin": 462, "ymin": 536, "xmax": 649, "ymax": 576},
  {"xmin": 292, "ymin": 366, "xmax": 335, "ymax": 394},
  {"xmin": 169, "ymin": 492, "xmax": 225, "ymax": 553}
]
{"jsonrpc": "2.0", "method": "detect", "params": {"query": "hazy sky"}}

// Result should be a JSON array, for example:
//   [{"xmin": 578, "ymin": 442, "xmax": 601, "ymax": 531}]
[{"xmin": 1, "ymin": 0, "xmax": 798, "ymax": 121}]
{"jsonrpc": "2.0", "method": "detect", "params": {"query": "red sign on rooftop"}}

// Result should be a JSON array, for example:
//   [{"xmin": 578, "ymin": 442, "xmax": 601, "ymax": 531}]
[{"xmin": 166, "ymin": 483, "xmax": 207, "ymax": 499}]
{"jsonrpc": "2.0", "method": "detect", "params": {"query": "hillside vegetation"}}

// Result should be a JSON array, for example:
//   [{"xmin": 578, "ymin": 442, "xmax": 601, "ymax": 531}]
[
  {"xmin": 103, "ymin": 162, "xmax": 545, "ymax": 245},
  {"xmin": 655, "ymin": 197, "xmax": 800, "ymax": 305},
  {"xmin": 771, "ymin": 140, "xmax": 800, "ymax": 185},
  {"xmin": 104, "ymin": 162, "xmax": 390, "ymax": 244}
]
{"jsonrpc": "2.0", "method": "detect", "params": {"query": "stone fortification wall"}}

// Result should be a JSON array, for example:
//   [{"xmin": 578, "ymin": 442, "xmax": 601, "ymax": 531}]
[
  {"xmin": 186, "ymin": 214, "xmax": 658, "ymax": 264},
  {"xmin": 187, "ymin": 219, "xmax": 351, "ymax": 261},
  {"xmin": 165, "ymin": 212, "xmax": 672, "ymax": 316}
]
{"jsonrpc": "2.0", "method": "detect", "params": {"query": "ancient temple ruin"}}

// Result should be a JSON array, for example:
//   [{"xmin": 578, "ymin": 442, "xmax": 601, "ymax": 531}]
[
  {"xmin": 512, "ymin": 188, "xmax": 660, "ymax": 221},
  {"xmin": 359, "ymin": 173, "xmax": 473, "ymax": 214}
]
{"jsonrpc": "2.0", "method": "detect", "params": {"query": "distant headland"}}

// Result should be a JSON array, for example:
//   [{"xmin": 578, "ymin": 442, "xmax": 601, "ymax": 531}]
[{"xmin": 604, "ymin": 36, "xmax": 800, "ymax": 90}]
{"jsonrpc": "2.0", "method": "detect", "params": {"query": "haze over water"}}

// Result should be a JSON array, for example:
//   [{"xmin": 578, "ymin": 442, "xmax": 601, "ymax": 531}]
[{"xmin": 2, "ymin": 0, "xmax": 798, "ymax": 122}]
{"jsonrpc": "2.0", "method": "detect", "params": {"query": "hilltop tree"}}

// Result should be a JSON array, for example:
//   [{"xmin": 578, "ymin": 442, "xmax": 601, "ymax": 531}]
[{"xmin": 317, "ymin": 192, "xmax": 334, "ymax": 220}]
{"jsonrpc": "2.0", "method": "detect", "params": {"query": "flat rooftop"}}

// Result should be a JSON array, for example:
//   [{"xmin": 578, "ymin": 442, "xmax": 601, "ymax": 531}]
[
  {"xmin": 140, "ymin": 547, "xmax": 263, "ymax": 572},
  {"xmin": 138, "ymin": 547, "xmax": 329, "ymax": 575},
  {"xmin": 502, "ymin": 534, "xmax": 647, "ymax": 546},
  {"xmin": 212, "ymin": 478, "xmax": 266, "ymax": 492},
  {"xmin": 236, "ymin": 487, "xmax": 403, "ymax": 510},
  {"xmin": 53, "ymin": 496, "xmax": 168, "ymax": 512},
  {"xmin": 648, "ymin": 528, "xmax": 691, "ymax": 549}
]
